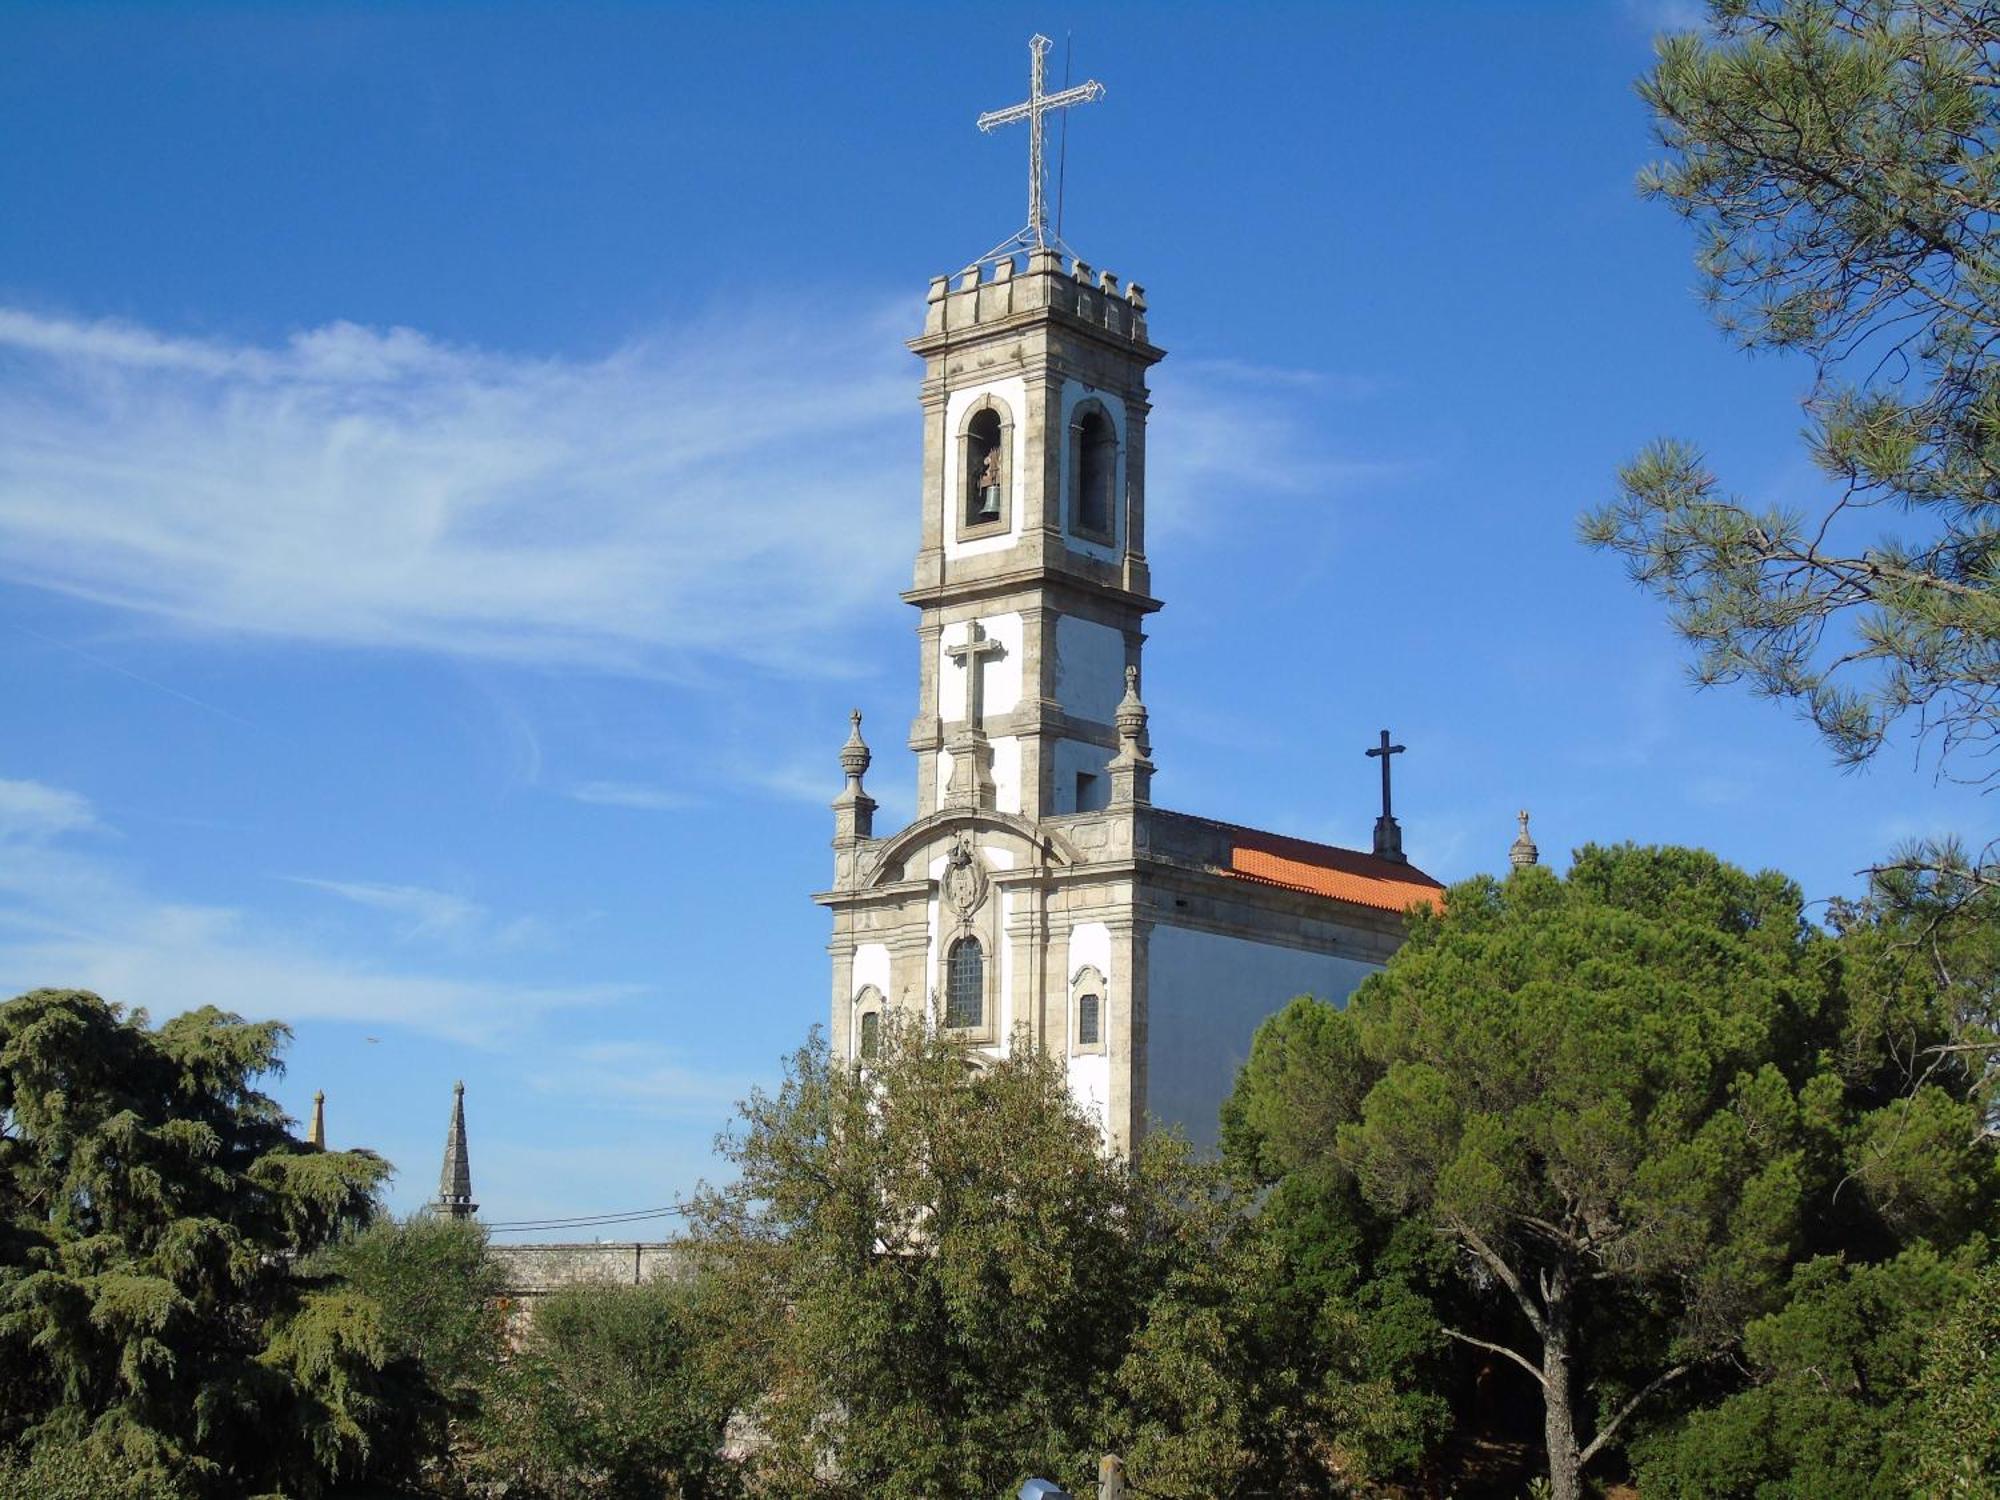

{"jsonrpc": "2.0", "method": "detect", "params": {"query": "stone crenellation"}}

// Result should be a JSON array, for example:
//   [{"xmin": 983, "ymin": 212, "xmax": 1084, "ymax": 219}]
[{"xmin": 921, "ymin": 248, "xmax": 1150, "ymax": 344}]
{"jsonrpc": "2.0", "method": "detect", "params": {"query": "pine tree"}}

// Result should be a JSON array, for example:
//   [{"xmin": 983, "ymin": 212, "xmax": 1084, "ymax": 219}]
[{"xmin": 0, "ymin": 988, "xmax": 410, "ymax": 1498}]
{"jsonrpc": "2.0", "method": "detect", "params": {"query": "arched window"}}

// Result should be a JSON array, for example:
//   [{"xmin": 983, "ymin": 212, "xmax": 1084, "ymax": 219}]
[
  {"xmin": 852, "ymin": 984, "xmax": 884, "ymax": 1065},
  {"xmin": 1074, "ymin": 407, "xmax": 1117, "ymax": 540},
  {"xmin": 964, "ymin": 407, "xmax": 1005, "ymax": 528},
  {"xmin": 945, "ymin": 937, "xmax": 984, "ymax": 1030},
  {"xmin": 1070, "ymin": 965, "xmax": 1107, "ymax": 1056}
]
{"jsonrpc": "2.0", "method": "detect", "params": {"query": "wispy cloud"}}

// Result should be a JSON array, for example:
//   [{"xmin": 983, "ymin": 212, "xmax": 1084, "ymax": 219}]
[
  {"xmin": 0, "ymin": 780, "xmax": 631, "ymax": 1041},
  {"xmin": 1146, "ymin": 358, "xmax": 1417, "ymax": 537},
  {"xmin": 527, "ymin": 1038, "xmax": 757, "ymax": 1120},
  {"xmin": 1173, "ymin": 356, "xmax": 1384, "ymax": 399},
  {"xmin": 1621, "ymin": 0, "xmax": 1710, "ymax": 34},
  {"xmin": 0, "ymin": 304, "xmax": 913, "ymax": 675},
  {"xmin": 0, "ymin": 300, "xmax": 1415, "ymax": 674},
  {"xmin": 0, "ymin": 777, "xmax": 101, "ymax": 841},
  {"xmin": 278, "ymin": 874, "xmax": 556, "ymax": 954},
  {"xmin": 564, "ymin": 780, "xmax": 699, "ymax": 813}
]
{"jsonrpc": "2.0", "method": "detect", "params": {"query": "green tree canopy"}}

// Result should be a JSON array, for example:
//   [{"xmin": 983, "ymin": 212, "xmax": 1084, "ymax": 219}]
[
  {"xmin": 1215, "ymin": 996, "xmax": 1452, "ymax": 1488},
  {"xmin": 1632, "ymin": 1242, "xmax": 1987, "ymax": 1496},
  {"xmin": 318, "ymin": 1213, "xmax": 510, "ymax": 1489},
  {"xmin": 0, "ymin": 988, "xmax": 412, "ymax": 1498},
  {"xmin": 1333, "ymin": 846, "xmax": 1835, "ymax": 1500},
  {"xmin": 686, "ymin": 1020, "xmax": 1238, "ymax": 1500},
  {"xmin": 1585, "ymin": 0, "xmax": 2000, "ymax": 786},
  {"xmin": 474, "ymin": 1275, "xmax": 748, "ymax": 1500}
]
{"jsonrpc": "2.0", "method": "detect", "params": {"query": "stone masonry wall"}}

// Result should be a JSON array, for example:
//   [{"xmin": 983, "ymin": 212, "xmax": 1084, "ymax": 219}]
[{"xmin": 489, "ymin": 1242, "xmax": 680, "ymax": 1302}]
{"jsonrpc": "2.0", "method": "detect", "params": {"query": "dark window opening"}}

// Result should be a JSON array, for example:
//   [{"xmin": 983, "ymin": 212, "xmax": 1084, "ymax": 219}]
[
  {"xmin": 1075, "ymin": 771, "xmax": 1102, "ymax": 813},
  {"xmin": 1078, "ymin": 993, "xmax": 1101, "ymax": 1047},
  {"xmin": 945, "ymin": 937, "xmax": 984, "ymax": 1030},
  {"xmin": 966, "ymin": 410, "xmax": 1004, "ymax": 526},
  {"xmin": 1075, "ymin": 410, "xmax": 1116, "ymax": 537},
  {"xmin": 859, "ymin": 1010, "xmax": 880, "ymax": 1060}
]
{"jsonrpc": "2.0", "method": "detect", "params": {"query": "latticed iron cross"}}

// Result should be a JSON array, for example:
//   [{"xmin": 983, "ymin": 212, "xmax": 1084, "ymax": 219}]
[
  {"xmin": 976, "ymin": 34, "xmax": 1104, "ymax": 248},
  {"xmin": 1366, "ymin": 729, "xmax": 1405, "ymax": 822}
]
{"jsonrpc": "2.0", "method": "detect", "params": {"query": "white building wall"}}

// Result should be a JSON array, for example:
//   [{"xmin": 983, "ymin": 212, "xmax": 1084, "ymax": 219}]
[
  {"xmin": 1144, "ymin": 924, "xmax": 1379, "ymax": 1152},
  {"xmin": 1052, "ymin": 739, "xmax": 1113, "ymax": 813},
  {"xmin": 851, "ymin": 943, "xmax": 890, "ymax": 1000},
  {"xmin": 1053, "ymin": 614, "xmax": 1126, "ymax": 726},
  {"xmin": 1064, "ymin": 921, "xmax": 1113, "ymax": 1134}
]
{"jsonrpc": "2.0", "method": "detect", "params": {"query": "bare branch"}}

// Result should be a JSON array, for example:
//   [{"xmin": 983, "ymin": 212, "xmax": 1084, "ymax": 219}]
[
  {"xmin": 1444, "ymin": 1327, "xmax": 1549, "ymax": 1390},
  {"xmin": 1580, "ymin": 1363, "xmax": 1694, "ymax": 1466}
]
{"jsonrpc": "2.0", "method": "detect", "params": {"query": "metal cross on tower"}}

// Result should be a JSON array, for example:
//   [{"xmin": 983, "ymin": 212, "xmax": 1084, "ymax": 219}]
[
  {"xmin": 976, "ymin": 34, "xmax": 1104, "ymax": 258},
  {"xmin": 1365, "ymin": 729, "xmax": 1408, "ymax": 864}
]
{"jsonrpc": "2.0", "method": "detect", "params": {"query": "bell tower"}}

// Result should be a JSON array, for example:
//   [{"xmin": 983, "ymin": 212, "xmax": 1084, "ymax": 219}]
[
  {"xmin": 905, "ymin": 250, "xmax": 1164, "ymax": 822},
  {"xmin": 821, "ymin": 34, "xmax": 1445, "ymax": 1159}
]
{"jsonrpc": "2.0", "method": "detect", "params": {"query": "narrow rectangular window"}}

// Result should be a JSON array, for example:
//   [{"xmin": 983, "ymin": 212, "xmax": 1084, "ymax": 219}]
[
  {"xmin": 859, "ymin": 1011, "xmax": 880, "ymax": 1060},
  {"xmin": 1078, "ymin": 993, "xmax": 1100, "ymax": 1046}
]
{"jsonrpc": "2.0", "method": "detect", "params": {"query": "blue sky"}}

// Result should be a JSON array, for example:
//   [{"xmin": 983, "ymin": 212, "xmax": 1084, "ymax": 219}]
[{"xmin": 0, "ymin": 1, "xmax": 1986, "ymax": 1234}]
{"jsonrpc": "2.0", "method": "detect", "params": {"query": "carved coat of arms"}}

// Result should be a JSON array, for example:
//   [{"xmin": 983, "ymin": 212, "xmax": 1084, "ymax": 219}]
[{"xmin": 942, "ymin": 832, "xmax": 988, "ymax": 921}]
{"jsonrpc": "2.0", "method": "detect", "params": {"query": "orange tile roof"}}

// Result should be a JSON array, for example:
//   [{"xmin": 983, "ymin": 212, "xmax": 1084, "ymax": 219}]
[{"xmin": 1216, "ymin": 824, "xmax": 1445, "ymax": 915}]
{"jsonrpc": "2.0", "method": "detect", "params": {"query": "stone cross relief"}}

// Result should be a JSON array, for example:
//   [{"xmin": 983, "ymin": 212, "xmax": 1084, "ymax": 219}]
[{"xmin": 946, "ymin": 621, "xmax": 1006, "ymax": 734}]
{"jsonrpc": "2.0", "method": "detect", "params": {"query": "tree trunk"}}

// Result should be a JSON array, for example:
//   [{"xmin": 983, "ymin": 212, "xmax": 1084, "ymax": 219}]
[{"xmin": 1541, "ymin": 1270, "xmax": 1583, "ymax": 1500}]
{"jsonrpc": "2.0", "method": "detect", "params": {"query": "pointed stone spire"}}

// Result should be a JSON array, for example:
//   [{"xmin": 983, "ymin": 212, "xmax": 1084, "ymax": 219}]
[
  {"xmin": 832, "ymin": 710, "xmax": 877, "ymax": 843},
  {"xmin": 307, "ymin": 1089, "xmax": 325, "ymax": 1148},
  {"xmin": 1107, "ymin": 665, "xmax": 1154, "ymax": 807},
  {"xmin": 437, "ymin": 1080, "xmax": 477, "ymax": 1220},
  {"xmin": 1509, "ymin": 809, "xmax": 1539, "ymax": 870}
]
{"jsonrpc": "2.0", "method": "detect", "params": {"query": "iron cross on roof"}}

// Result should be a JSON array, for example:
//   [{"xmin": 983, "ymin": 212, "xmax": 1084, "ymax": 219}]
[
  {"xmin": 1365, "ymin": 729, "xmax": 1405, "ymax": 821},
  {"xmin": 1365, "ymin": 729, "xmax": 1409, "ymax": 864},
  {"xmin": 976, "ymin": 34, "xmax": 1104, "ymax": 251}
]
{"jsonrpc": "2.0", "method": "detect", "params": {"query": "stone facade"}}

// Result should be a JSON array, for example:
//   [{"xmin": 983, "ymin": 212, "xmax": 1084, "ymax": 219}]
[
  {"xmin": 489, "ymin": 1241, "xmax": 680, "ymax": 1305},
  {"xmin": 819, "ymin": 251, "xmax": 1444, "ymax": 1154}
]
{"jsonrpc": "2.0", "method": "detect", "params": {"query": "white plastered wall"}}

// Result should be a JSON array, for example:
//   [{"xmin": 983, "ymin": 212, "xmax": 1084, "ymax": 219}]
[
  {"xmin": 943, "ymin": 376, "xmax": 1030, "ymax": 561},
  {"xmin": 1052, "ymin": 739, "xmax": 1113, "ymax": 813},
  {"xmin": 1053, "ymin": 613, "xmax": 1126, "ymax": 726},
  {"xmin": 1064, "ymin": 922, "xmax": 1113, "ymax": 1135},
  {"xmin": 847, "ymin": 942, "xmax": 891, "ymax": 1061},
  {"xmin": 1145, "ymin": 925, "xmax": 1380, "ymax": 1151}
]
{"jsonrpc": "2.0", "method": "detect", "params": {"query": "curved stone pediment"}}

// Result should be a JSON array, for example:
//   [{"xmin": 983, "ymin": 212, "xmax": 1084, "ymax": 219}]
[{"xmin": 864, "ymin": 807, "xmax": 1078, "ymax": 888}]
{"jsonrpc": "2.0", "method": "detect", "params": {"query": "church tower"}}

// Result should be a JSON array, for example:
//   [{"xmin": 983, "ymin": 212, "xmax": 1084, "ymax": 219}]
[
  {"xmin": 819, "ymin": 38, "xmax": 1444, "ymax": 1154},
  {"xmin": 906, "ymin": 251, "xmax": 1161, "ymax": 823}
]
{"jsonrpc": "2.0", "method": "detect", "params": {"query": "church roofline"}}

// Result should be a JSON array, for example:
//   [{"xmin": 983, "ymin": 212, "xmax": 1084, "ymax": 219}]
[{"xmin": 1150, "ymin": 808, "xmax": 1446, "ymax": 916}]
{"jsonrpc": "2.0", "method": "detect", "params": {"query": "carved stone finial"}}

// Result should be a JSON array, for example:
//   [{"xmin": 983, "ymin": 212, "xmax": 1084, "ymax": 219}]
[
  {"xmin": 1509, "ymin": 809, "xmax": 1540, "ymax": 869},
  {"xmin": 307, "ymin": 1089, "xmax": 325, "ymax": 1149},
  {"xmin": 840, "ymin": 710, "xmax": 871, "ymax": 784},
  {"xmin": 1115, "ymin": 665, "xmax": 1149, "ymax": 751},
  {"xmin": 833, "ymin": 709, "xmax": 877, "ymax": 845},
  {"xmin": 1108, "ymin": 664, "xmax": 1154, "ymax": 807}
]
